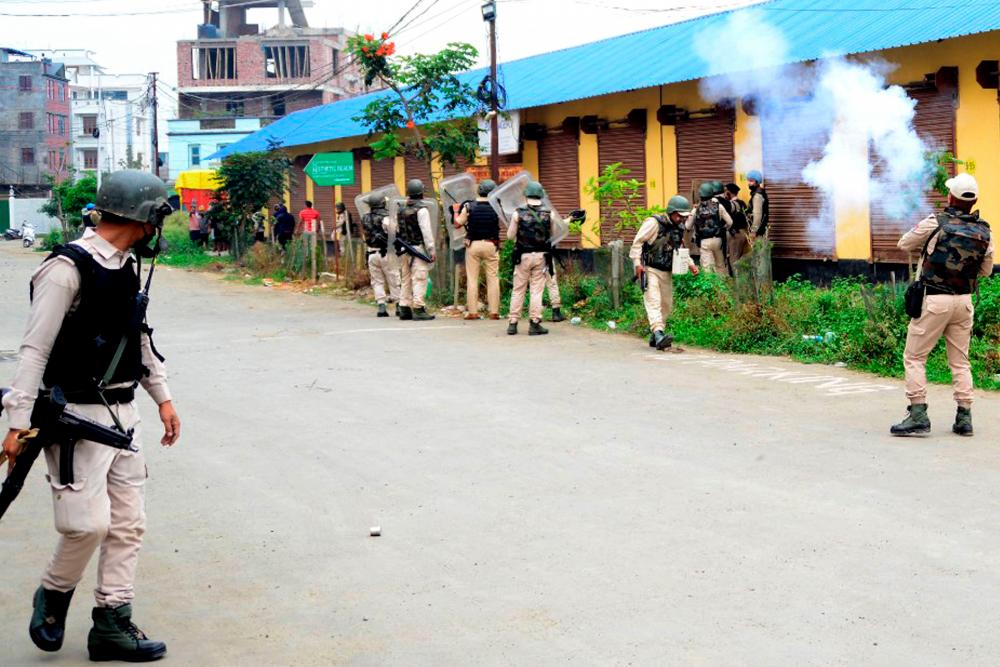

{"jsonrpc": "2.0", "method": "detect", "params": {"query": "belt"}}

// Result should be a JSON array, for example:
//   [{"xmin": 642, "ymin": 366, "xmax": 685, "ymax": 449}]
[
  {"xmin": 924, "ymin": 285, "xmax": 970, "ymax": 296},
  {"xmin": 59, "ymin": 387, "xmax": 136, "ymax": 405}
]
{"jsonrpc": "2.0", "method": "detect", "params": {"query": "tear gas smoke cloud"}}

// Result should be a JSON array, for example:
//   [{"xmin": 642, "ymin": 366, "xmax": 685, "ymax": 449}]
[{"xmin": 695, "ymin": 10, "xmax": 932, "ymax": 247}]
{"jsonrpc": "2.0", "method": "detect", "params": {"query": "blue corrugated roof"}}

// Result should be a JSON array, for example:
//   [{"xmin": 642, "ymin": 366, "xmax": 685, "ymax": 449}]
[{"xmin": 211, "ymin": 0, "xmax": 1000, "ymax": 159}]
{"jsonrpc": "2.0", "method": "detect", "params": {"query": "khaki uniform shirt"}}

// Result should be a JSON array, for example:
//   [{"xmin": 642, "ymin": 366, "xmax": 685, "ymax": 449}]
[
  {"xmin": 2, "ymin": 229, "xmax": 172, "ymax": 430},
  {"xmin": 898, "ymin": 213, "xmax": 994, "ymax": 276},
  {"xmin": 749, "ymin": 190, "xmax": 766, "ymax": 235}
]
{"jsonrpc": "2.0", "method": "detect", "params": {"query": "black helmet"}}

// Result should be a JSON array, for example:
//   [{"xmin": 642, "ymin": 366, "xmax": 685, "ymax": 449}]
[
  {"xmin": 478, "ymin": 179, "xmax": 497, "ymax": 197},
  {"xmin": 406, "ymin": 179, "xmax": 424, "ymax": 198},
  {"xmin": 96, "ymin": 170, "xmax": 171, "ymax": 226},
  {"xmin": 335, "ymin": 202, "xmax": 345, "ymax": 212},
  {"xmin": 366, "ymin": 192, "xmax": 387, "ymax": 208}
]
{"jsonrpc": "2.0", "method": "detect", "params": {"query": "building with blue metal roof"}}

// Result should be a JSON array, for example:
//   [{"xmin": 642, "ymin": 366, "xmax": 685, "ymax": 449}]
[{"xmin": 209, "ymin": 0, "xmax": 1000, "ymax": 276}]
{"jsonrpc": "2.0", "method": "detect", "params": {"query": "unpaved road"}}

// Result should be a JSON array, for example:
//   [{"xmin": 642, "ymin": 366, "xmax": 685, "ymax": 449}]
[{"xmin": 1, "ymin": 242, "xmax": 998, "ymax": 666}]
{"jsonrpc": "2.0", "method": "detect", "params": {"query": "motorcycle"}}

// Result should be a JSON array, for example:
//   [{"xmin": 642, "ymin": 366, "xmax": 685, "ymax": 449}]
[
  {"xmin": 3, "ymin": 226, "xmax": 22, "ymax": 241},
  {"xmin": 21, "ymin": 222, "xmax": 36, "ymax": 248}
]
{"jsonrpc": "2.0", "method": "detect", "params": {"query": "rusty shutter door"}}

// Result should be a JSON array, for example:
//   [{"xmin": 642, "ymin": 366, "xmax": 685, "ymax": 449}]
[
  {"xmin": 340, "ymin": 151, "xmax": 362, "ymax": 229},
  {"xmin": 870, "ymin": 88, "xmax": 956, "ymax": 262},
  {"xmin": 313, "ymin": 179, "xmax": 335, "ymax": 232},
  {"xmin": 404, "ymin": 155, "xmax": 433, "ymax": 190},
  {"xmin": 289, "ymin": 155, "xmax": 309, "ymax": 214},
  {"xmin": 538, "ymin": 132, "xmax": 579, "ymax": 247},
  {"xmin": 762, "ymin": 109, "xmax": 832, "ymax": 258},
  {"xmin": 598, "ymin": 126, "xmax": 646, "ymax": 245},
  {"xmin": 370, "ymin": 157, "xmax": 395, "ymax": 189},
  {"xmin": 675, "ymin": 111, "xmax": 734, "ymax": 204}
]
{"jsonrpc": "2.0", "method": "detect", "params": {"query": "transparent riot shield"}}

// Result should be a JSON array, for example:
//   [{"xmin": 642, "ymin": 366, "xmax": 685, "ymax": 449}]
[
  {"xmin": 487, "ymin": 171, "xmax": 570, "ymax": 245},
  {"xmin": 356, "ymin": 184, "xmax": 401, "ymax": 246},
  {"xmin": 388, "ymin": 197, "xmax": 442, "ymax": 248},
  {"xmin": 440, "ymin": 173, "xmax": 477, "ymax": 250}
]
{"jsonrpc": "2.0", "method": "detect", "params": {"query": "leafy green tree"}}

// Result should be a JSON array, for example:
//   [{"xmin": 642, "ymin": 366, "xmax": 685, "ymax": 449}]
[
  {"xmin": 39, "ymin": 171, "xmax": 97, "ymax": 241},
  {"xmin": 583, "ymin": 162, "xmax": 662, "ymax": 240},
  {"xmin": 215, "ymin": 145, "xmax": 292, "ymax": 260}
]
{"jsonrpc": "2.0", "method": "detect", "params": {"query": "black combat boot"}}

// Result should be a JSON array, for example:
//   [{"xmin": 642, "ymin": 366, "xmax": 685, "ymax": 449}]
[
  {"xmin": 412, "ymin": 307, "xmax": 435, "ymax": 321},
  {"xmin": 394, "ymin": 303, "xmax": 401, "ymax": 318},
  {"xmin": 507, "ymin": 321, "xmax": 518, "ymax": 336},
  {"xmin": 29, "ymin": 586, "xmax": 74, "ymax": 652},
  {"xmin": 87, "ymin": 605, "xmax": 166, "ymax": 662},
  {"xmin": 890, "ymin": 403, "xmax": 930, "ymax": 436},
  {"xmin": 529, "ymin": 320, "xmax": 549, "ymax": 336},
  {"xmin": 653, "ymin": 330, "xmax": 673, "ymax": 351},
  {"xmin": 398, "ymin": 306, "xmax": 413, "ymax": 320},
  {"xmin": 953, "ymin": 406, "xmax": 974, "ymax": 436},
  {"xmin": 377, "ymin": 304, "xmax": 389, "ymax": 318},
  {"xmin": 550, "ymin": 307, "xmax": 565, "ymax": 323},
  {"xmin": 648, "ymin": 333, "xmax": 656, "ymax": 348}
]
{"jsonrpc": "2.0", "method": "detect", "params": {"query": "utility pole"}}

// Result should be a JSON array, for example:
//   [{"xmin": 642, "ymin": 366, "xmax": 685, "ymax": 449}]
[
  {"xmin": 482, "ymin": 1, "xmax": 499, "ymax": 182},
  {"xmin": 150, "ymin": 72, "xmax": 160, "ymax": 178},
  {"xmin": 96, "ymin": 72, "xmax": 103, "ymax": 190}
]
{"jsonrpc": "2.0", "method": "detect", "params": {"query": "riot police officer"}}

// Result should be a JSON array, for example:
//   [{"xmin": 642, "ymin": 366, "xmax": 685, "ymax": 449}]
[
  {"xmin": 746, "ymin": 169, "xmax": 769, "ymax": 240},
  {"xmin": 630, "ymin": 195, "xmax": 699, "ymax": 350},
  {"xmin": 362, "ymin": 192, "xmax": 401, "ymax": 317},
  {"xmin": 507, "ymin": 181, "xmax": 557, "ymax": 336},
  {"xmin": 2, "ymin": 170, "xmax": 179, "ymax": 662},
  {"xmin": 455, "ymin": 179, "xmax": 501, "ymax": 320},
  {"xmin": 686, "ymin": 182, "xmax": 733, "ymax": 274},
  {"xmin": 396, "ymin": 179, "xmax": 437, "ymax": 321}
]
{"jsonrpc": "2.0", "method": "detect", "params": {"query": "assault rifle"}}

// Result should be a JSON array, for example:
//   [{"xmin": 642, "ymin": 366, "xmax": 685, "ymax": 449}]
[
  {"xmin": 394, "ymin": 237, "xmax": 433, "ymax": 263},
  {"xmin": 0, "ymin": 387, "xmax": 134, "ymax": 522},
  {"xmin": 632, "ymin": 269, "xmax": 648, "ymax": 291}
]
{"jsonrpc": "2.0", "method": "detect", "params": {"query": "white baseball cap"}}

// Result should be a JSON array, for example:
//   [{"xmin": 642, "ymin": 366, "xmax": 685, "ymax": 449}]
[{"xmin": 945, "ymin": 173, "xmax": 979, "ymax": 201}]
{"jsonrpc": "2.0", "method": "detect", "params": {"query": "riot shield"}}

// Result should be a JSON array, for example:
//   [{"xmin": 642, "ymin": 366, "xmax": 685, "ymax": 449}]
[
  {"xmin": 356, "ymin": 184, "xmax": 401, "ymax": 246},
  {"xmin": 487, "ymin": 171, "xmax": 570, "ymax": 245},
  {"xmin": 440, "ymin": 173, "xmax": 477, "ymax": 250},
  {"xmin": 389, "ymin": 197, "xmax": 442, "ymax": 247}
]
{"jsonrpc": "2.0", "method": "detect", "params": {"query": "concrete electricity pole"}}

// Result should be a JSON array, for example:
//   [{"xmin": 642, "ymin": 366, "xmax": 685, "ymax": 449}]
[
  {"xmin": 150, "ymin": 72, "xmax": 160, "ymax": 178},
  {"xmin": 482, "ymin": 1, "xmax": 499, "ymax": 182}
]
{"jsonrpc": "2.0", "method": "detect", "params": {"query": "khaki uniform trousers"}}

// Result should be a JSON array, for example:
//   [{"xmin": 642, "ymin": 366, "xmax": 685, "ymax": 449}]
[
  {"xmin": 509, "ymin": 252, "xmax": 547, "ymax": 323},
  {"xmin": 367, "ymin": 249, "xmax": 400, "ymax": 305},
  {"xmin": 642, "ymin": 267, "xmax": 674, "ymax": 332},
  {"xmin": 41, "ymin": 401, "xmax": 146, "ymax": 608},
  {"xmin": 399, "ymin": 247, "xmax": 431, "ymax": 308},
  {"xmin": 699, "ymin": 237, "xmax": 727, "ymax": 275},
  {"xmin": 465, "ymin": 240, "xmax": 500, "ymax": 315},
  {"xmin": 904, "ymin": 293, "xmax": 975, "ymax": 407},
  {"xmin": 729, "ymin": 230, "xmax": 751, "ymax": 266},
  {"xmin": 546, "ymin": 266, "xmax": 562, "ymax": 308}
]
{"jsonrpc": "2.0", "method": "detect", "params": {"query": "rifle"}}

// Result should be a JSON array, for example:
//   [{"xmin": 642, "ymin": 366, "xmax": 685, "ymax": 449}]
[
  {"xmin": 0, "ymin": 386, "xmax": 134, "ymax": 522},
  {"xmin": 393, "ymin": 237, "xmax": 433, "ymax": 263},
  {"xmin": 632, "ymin": 269, "xmax": 648, "ymax": 291}
]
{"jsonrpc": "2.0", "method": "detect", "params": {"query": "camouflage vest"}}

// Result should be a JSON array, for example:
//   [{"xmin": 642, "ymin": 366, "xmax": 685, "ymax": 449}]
[
  {"xmin": 695, "ymin": 199, "xmax": 723, "ymax": 239},
  {"xmin": 397, "ymin": 201, "xmax": 425, "ymax": 246},
  {"xmin": 515, "ymin": 205, "xmax": 552, "ymax": 251},
  {"xmin": 641, "ymin": 216, "xmax": 684, "ymax": 271},
  {"xmin": 362, "ymin": 210, "xmax": 388, "ymax": 249},
  {"xmin": 921, "ymin": 210, "xmax": 991, "ymax": 294}
]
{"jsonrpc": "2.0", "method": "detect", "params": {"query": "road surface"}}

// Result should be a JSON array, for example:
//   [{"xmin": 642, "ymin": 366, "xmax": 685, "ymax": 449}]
[{"xmin": 1, "ymin": 242, "xmax": 998, "ymax": 666}]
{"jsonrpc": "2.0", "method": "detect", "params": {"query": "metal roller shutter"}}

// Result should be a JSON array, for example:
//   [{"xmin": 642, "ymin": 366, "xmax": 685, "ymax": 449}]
[
  {"xmin": 289, "ymin": 155, "xmax": 309, "ymax": 215},
  {"xmin": 404, "ymin": 155, "xmax": 434, "ymax": 191},
  {"xmin": 675, "ymin": 111, "xmax": 734, "ymax": 204},
  {"xmin": 598, "ymin": 126, "xmax": 646, "ymax": 245},
  {"xmin": 370, "ymin": 157, "xmax": 395, "ymax": 189},
  {"xmin": 538, "ymin": 132, "xmax": 579, "ymax": 248},
  {"xmin": 341, "ymin": 151, "xmax": 362, "ymax": 230},
  {"xmin": 870, "ymin": 87, "xmax": 956, "ymax": 262},
  {"xmin": 762, "ymin": 109, "xmax": 832, "ymax": 258},
  {"xmin": 313, "ymin": 180, "xmax": 335, "ymax": 232}
]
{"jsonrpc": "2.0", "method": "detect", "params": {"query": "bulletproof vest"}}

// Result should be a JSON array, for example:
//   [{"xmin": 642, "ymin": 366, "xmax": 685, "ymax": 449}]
[
  {"xmin": 362, "ymin": 210, "xmax": 389, "ymax": 249},
  {"xmin": 515, "ymin": 205, "xmax": 552, "ymax": 251},
  {"xmin": 729, "ymin": 199, "xmax": 749, "ymax": 232},
  {"xmin": 466, "ymin": 201, "xmax": 500, "ymax": 242},
  {"xmin": 751, "ymin": 187, "xmax": 770, "ymax": 233},
  {"xmin": 397, "ymin": 201, "xmax": 425, "ymax": 246},
  {"xmin": 35, "ymin": 244, "xmax": 145, "ymax": 394},
  {"xmin": 921, "ymin": 210, "xmax": 991, "ymax": 294},
  {"xmin": 695, "ymin": 199, "xmax": 724, "ymax": 239},
  {"xmin": 641, "ymin": 216, "xmax": 684, "ymax": 271}
]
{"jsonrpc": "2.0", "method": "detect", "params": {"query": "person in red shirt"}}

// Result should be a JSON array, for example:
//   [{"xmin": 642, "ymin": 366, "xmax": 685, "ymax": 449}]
[{"xmin": 297, "ymin": 200, "xmax": 325, "ymax": 280}]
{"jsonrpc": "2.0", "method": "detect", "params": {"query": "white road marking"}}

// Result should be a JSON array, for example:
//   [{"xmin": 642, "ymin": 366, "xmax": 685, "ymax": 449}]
[{"xmin": 229, "ymin": 324, "xmax": 465, "ymax": 344}]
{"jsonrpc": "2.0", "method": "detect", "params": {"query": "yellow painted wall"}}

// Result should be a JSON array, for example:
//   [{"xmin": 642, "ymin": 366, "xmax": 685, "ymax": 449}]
[
  {"xmin": 361, "ymin": 159, "xmax": 372, "ymax": 192},
  {"xmin": 305, "ymin": 176, "xmax": 315, "ymax": 204},
  {"xmin": 334, "ymin": 185, "xmax": 343, "ymax": 206},
  {"xmin": 577, "ymin": 132, "xmax": 601, "ymax": 248},
  {"xmin": 522, "ymin": 139, "xmax": 539, "ymax": 179},
  {"xmin": 393, "ymin": 156, "xmax": 406, "ymax": 194}
]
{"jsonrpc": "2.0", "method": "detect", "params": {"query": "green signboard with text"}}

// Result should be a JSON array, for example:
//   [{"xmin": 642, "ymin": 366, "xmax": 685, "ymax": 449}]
[{"xmin": 304, "ymin": 152, "xmax": 355, "ymax": 187}]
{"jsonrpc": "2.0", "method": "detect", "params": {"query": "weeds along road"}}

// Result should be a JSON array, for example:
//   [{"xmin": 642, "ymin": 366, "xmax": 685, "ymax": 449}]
[{"xmin": 1, "ymin": 242, "xmax": 999, "ymax": 666}]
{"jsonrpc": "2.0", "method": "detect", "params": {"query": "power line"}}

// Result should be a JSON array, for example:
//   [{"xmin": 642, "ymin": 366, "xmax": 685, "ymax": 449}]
[
  {"xmin": 393, "ymin": 0, "xmax": 444, "ymax": 36},
  {"xmin": 387, "ymin": 0, "xmax": 430, "ymax": 36},
  {"xmin": 0, "ymin": 1, "xmax": 201, "ymax": 16}
]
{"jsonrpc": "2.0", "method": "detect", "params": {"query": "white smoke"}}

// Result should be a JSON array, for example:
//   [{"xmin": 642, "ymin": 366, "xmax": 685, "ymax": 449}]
[{"xmin": 694, "ymin": 10, "xmax": 930, "ymax": 247}]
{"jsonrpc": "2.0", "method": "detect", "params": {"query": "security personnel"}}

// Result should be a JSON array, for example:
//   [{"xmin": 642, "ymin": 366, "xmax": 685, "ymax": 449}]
[
  {"xmin": 362, "ymin": 192, "xmax": 401, "ymax": 317},
  {"xmin": 686, "ymin": 182, "xmax": 733, "ymax": 274},
  {"xmin": 2, "ymin": 170, "xmax": 179, "ymax": 662},
  {"xmin": 396, "ymin": 179, "xmax": 437, "ymax": 321},
  {"xmin": 746, "ymin": 169, "xmax": 769, "ymax": 240},
  {"xmin": 631, "ymin": 195, "xmax": 699, "ymax": 350},
  {"xmin": 545, "ymin": 267, "xmax": 565, "ymax": 322},
  {"xmin": 891, "ymin": 173, "xmax": 994, "ymax": 437},
  {"xmin": 724, "ymin": 182, "xmax": 752, "ymax": 264},
  {"xmin": 455, "ymin": 179, "xmax": 501, "ymax": 320},
  {"xmin": 507, "ymin": 181, "xmax": 557, "ymax": 336}
]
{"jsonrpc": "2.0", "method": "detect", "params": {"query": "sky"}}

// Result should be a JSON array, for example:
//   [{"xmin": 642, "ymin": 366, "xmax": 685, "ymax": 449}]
[{"xmin": 2, "ymin": 0, "xmax": 760, "ymax": 135}]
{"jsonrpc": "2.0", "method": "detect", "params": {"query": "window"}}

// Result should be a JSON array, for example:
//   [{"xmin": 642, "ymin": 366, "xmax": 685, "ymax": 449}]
[
  {"xmin": 225, "ymin": 100, "xmax": 245, "ymax": 116},
  {"xmin": 190, "ymin": 145, "xmax": 201, "ymax": 166},
  {"xmin": 59, "ymin": 149, "xmax": 65, "ymax": 169},
  {"xmin": 58, "ymin": 116, "xmax": 66, "ymax": 136},
  {"xmin": 18, "ymin": 112, "xmax": 33, "ymax": 129},
  {"xmin": 104, "ymin": 90, "xmax": 127, "ymax": 101},
  {"xmin": 47, "ymin": 150, "xmax": 56, "ymax": 167},
  {"xmin": 21, "ymin": 148, "xmax": 35, "ymax": 165},
  {"xmin": 272, "ymin": 94, "xmax": 286, "ymax": 116},
  {"xmin": 59, "ymin": 84, "xmax": 65, "ymax": 101},
  {"xmin": 81, "ymin": 114, "xmax": 97, "ymax": 136},
  {"xmin": 332, "ymin": 48, "xmax": 339, "ymax": 73},
  {"xmin": 83, "ymin": 149, "xmax": 97, "ymax": 169},
  {"xmin": 18, "ymin": 75, "xmax": 32, "ymax": 92},
  {"xmin": 72, "ymin": 90, "xmax": 78, "ymax": 100},
  {"xmin": 264, "ymin": 44, "xmax": 310, "ymax": 79},
  {"xmin": 192, "ymin": 46, "xmax": 237, "ymax": 80}
]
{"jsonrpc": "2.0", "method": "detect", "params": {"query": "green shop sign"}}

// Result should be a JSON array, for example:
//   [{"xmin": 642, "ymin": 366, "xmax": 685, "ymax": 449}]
[{"xmin": 304, "ymin": 152, "xmax": 355, "ymax": 186}]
